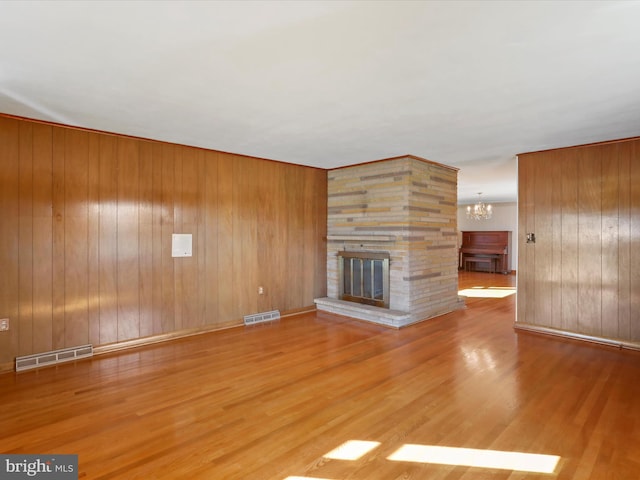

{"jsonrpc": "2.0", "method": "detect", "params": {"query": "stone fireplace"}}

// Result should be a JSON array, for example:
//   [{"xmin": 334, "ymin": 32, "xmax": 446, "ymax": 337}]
[{"xmin": 314, "ymin": 155, "xmax": 464, "ymax": 327}]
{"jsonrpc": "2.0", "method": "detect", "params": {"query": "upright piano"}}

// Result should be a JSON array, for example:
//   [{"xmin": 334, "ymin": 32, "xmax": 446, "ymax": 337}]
[{"xmin": 459, "ymin": 230, "xmax": 511, "ymax": 274}]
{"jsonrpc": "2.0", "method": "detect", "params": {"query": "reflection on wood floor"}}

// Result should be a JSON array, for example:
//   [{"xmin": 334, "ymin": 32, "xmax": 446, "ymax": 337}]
[{"xmin": 1, "ymin": 271, "xmax": 639, "ymax": 479}]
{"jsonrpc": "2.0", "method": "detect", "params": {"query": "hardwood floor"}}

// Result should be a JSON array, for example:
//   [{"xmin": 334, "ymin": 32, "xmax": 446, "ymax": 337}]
[{"xmin": 1, "ymin": 272, "xmax": 639, "ymax": 479}]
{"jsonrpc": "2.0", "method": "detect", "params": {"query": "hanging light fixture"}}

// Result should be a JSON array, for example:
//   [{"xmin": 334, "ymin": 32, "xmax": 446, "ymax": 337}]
[{"xmin": 466, "ymin": 192, "xmax": 492, "ymax": 220}]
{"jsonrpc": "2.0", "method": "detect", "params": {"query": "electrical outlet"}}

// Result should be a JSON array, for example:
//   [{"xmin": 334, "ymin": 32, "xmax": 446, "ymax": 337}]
[
  {"xmin": 258, "ymin": 286, "xmax": 264, "ymax": 295},
  {"xmin": 0, "ymin": 318, "xmax": 9, "ymax": 332}
]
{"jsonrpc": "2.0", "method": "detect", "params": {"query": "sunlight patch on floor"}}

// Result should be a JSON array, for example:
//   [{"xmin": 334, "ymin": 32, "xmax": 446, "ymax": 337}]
[
  {"xmin": 285, "ymin": 440, "xmax": 560, "ymax": 478},
  {"xmin": 458, "ymin": 286, "xmax": 516, "ymax": 298},
  {"xmin": 387, "ymin": 444, "xmax": 560, "ymax": 473},
  {"xmin": 323, "ymin": 440, "xmax": 381, "ymax": 460}
]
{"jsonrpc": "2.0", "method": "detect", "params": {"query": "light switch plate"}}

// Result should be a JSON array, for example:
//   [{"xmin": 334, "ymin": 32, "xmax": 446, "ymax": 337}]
[{"xmin": 0, "ymin": 318, "xmax": 9, "ymax": 331}]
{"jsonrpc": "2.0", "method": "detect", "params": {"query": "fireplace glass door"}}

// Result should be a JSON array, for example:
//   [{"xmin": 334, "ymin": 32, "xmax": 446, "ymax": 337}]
[{"xmin": 338, "ymin": 251, "xmax": 390, "ymax": 308}]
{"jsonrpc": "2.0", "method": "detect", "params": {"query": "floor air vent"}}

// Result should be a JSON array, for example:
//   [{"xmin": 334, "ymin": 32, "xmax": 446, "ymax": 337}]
[
  {"xmin": 16, "ymin": 344, "xmax": 93, "ymax": 372},
  {"xmin": 244, "ymin": 310, "xmax": 281, "ymax": 326}
]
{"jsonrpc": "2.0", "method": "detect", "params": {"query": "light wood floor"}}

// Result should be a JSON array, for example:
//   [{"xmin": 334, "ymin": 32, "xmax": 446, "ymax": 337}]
[{"xmin": 1, "ymin": 272, "xmax": 639, "ymax": 479}]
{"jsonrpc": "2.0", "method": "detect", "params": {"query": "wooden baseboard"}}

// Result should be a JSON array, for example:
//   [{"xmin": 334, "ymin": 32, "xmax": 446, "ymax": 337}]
[
  {"xmin": 514, "ymin": 322, "xmax": 640, "ymax": 352},
  {"xmin": 94, "ymin": 320, "xmax": 242, "ymax": 357},
  {"xmin": 280, "ymin": 305, "xmax": 317, "ymax": 318},
  {"xmin": 94, "ymin": 305, "xmax": 317, "ymax": 357},
  {"xmin": 0, "ymin": 361, "xmax": 14, "ymax": 374},
  {"xmin": 2, "ymin": 305, "xmax": 318, "ymax": 373}
]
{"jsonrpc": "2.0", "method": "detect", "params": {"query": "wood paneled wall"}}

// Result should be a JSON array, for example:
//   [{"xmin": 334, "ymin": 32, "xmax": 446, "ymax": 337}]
[
  {"xmin": 517, "ymin": 139, "xmax": 640, "ymax": 345},
  {"xmin": 0, "ymin": 116, "xmax": 327, "ymax": 367}
]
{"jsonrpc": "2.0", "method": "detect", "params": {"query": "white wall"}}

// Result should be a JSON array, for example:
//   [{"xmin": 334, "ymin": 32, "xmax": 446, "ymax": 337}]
[{"xmin": 457, "ymin": 202, "xmax": 518, "ymax": 271}]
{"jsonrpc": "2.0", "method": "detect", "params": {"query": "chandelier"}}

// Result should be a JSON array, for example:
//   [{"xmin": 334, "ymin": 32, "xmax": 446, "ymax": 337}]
[{"xmin": 466, "ymin": 192, "xmax": 492, "ymax": 220}]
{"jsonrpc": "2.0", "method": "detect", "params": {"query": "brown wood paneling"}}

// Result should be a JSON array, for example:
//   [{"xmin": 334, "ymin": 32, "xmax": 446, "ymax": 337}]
[
  {"xmin": 577, "ymin": 148, "xmax": 602, "ymax": 336},
  {"xmin": 195, "ymin": 149, "xmax": 207, "ymax": 327},
  {"xmin": 256, "ymin": 159, "xmax": 275, "ymax": 313},
  {"xmin": 32, "ymin": 123, "xmax": 53, "ymax": 354},
  {"xmin": 204, "ymin": 150, "xmax": 219, "ymax": 325},
  {"xmin": 517, "ymin": 152, "xmax": 534, "ymax": 325},
  {"xmin": 51, "ymin": 126, "xmax": 66, "ymax": 351},
  {"xmin": 315, "ymin": 169, "xmax": 328, "ymax": 299},
  {"xmin": 217, "ymin": 154, "xmax": 234, "ymax": 323},
  {"xmin": 302, "ymin": 168, "xmax": 316, "ymax": 305},
  {"xmin": 172, "ymin": 148, "xmax": 184, "ymax": 331},
  {"xmin": 601, "ymin": 144, "xmax": 620, "ymax": 338},
  {"xmin": 256, "ymin": 158, "xmax": 271, "ymax": 310},
  {"xmin": 98, "ymin": 135, "xmax": 119, "ymax": 345},
  {"xmin": 276, "ymin": 162, "xmax": 291, "ymax": 309},
  {"xmin": 560, "ymin": 150, "xmax": 579, "ymax": 332},
  {"xmin": 178, "ymin": 146, "xmax": 199, "ymax": 329},
  {"xmin": 285, "ymin": 165, "xmax": 304, "ymax": 310},
  {"xmin": 549, "ymin": 150, "xmax": 563, "ymax": 329},
  {"xmin": 233, "ymin": 156, "xmax": 258, "ymax": 318},
  {"xmin": 18, "ymin": 122, "xmax": 34, "ymax": 355},
  {"xmin": 0, "ymin": 115, "xmax": 328, "ymax": 365},
  {"xmin": 519, "ymin": 138, "xmax": 640, "ymax": 345},
  {"xmin": 138, "ymin": 140, "xmax": 154, "ymax": 338},
  {"xmin": 160, "ymin": 143, "xmax": 176, "ymax": 333},
  {"xmin": 31, "ymin": 123, "xmax": 53, "ymax": 216},
  {"xmin": 0, "ymin": 118, "xmax": 21, "ymax": 364},
  {"xmin": 64, "ymin": 129, "xmax": 90, "ymax": 347},
  {"xmin": 617, "ymin": 143, "xmax": 631, "ymax": 340},
  {"xmin": 117, "ymin": 137, "xmax": 140, "ymax": 341},
  {"xmin": 151, "ymin": 142, "xmax": 164, "ymax": 335},
  {"xmin": 533, "ymin": 152, "xmax": 554, "ymax": 327},
  {"xmin": 630, "ymin": 141, "xmax": 640, "ymax": 341},
  {"xmin": 87, "ymin": 132, "xmax": 101, "ymax": 346}
]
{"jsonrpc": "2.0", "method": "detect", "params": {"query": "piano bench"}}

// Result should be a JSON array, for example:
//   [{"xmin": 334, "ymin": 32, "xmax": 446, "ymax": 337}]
[{"xmin": 464, "ymin": 257, "xmax": 496, "ymax": 273}]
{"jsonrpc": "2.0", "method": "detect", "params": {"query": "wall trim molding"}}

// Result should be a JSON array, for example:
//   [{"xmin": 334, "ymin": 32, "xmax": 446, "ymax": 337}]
[
  {"xmin": 91, "ymin": 306, "xmax": 317, "ymax": 357},
  {"xmin": 93, "ymin": 322, "xmax": 242, "ymax": 357},
  {"xmin": 1, "ymin": 306, "xmax": 316, "ymax": 374},
  {"xmin": 0, "ymin": 361, "xmax": 14, "ymax": 374},
  {"xmin": 514, "ymin": 322, "xmax": 640, "ymax": 352}
]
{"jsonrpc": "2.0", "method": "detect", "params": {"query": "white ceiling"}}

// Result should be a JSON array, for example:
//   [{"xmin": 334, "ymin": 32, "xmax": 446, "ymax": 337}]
[{"xmin": 2, "ymin": 1, "xmax": 640, "ymax": 204}]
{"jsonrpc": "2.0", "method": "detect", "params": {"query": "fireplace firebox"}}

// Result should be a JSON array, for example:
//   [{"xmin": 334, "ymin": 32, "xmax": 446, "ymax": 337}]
[{"xmin": 338, "ymin": 251, "xmax": 390, "ymax": 308}]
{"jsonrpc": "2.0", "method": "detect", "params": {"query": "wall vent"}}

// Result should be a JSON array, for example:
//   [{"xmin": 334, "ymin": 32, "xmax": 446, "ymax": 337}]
[
  {"xmin": 15, "ymin": 344, "xmax": 93, "ymax": 372},
  {"xmin": 243, "ymin": 310, "xmax": 281, "ymax": 326}
]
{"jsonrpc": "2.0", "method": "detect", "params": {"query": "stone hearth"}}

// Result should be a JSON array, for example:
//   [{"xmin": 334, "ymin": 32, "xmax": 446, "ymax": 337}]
[{"xmin": 314, "ymin": 297, "xmax": 411, "ymax": 328}]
